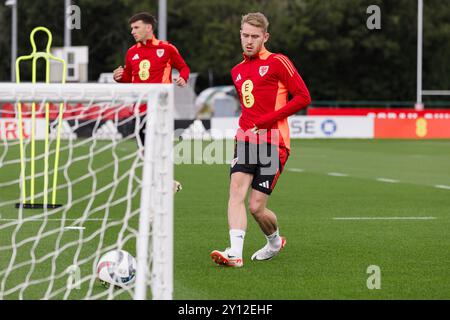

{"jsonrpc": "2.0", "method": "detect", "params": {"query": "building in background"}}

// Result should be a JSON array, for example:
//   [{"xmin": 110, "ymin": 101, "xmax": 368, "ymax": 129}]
[{"xmin": 50, "ymin": 46, "xmax": 88, "ymax": 83}]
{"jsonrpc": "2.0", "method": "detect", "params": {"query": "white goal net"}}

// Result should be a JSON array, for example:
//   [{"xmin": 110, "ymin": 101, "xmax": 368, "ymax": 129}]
[{"xmin": 0, "ymin": 83, "xmax": 174, "ymax": 300}]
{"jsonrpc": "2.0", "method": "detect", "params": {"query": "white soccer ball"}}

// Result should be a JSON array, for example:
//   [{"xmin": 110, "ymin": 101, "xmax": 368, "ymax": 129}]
[{"xmin": 97, "ymin": 250, "xmax": 136, "ymax": 287}]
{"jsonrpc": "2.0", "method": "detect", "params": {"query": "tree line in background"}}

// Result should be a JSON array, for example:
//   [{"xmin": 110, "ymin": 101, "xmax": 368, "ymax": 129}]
[{"xmin": 0, "ymin": 0, "xmax": 449, "ymax": 103}]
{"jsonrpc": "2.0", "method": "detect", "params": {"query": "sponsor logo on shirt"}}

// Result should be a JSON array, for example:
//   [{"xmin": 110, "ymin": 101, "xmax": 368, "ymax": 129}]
[
  {"xmin": 235, "ymin": 73, "xmax": 242, "ymax": 82},
  {"xmin": 138, "ymin": 59, "xmax": 151, "ymax": 81},
  {"xmin": 132, "ymin": 53, "xmax": 140, "ymax": 61},
  {"xmin": 241, "ymin": 80, "xmax": 255, "ymax": 108}
]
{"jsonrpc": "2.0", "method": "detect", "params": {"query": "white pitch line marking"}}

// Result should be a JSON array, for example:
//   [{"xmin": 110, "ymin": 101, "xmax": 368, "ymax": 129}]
[
  {"xmin": 327, "ymin": 172, "xmax": 348, "ymax": 177},
  {"xmin": 333, "ymin": 217, "xmax": 436, "ymax": 220},
  {"xmin": 1, "ymin": 218, "xmax": 108, "ymax": 221},
  {"xmin": 64, "ymin": 226, "xmax": 86, "ymax": 230},
  {"xmin": 288, "ymin": 168, "xmax": 304, "ymax": 172},
  {"xmin": 376, "ymin": 178, "xmax": 400, "ymax": 183},
  {"xmin": 435, "ymin": 185, "xmax": 450, "ymax": 190}
]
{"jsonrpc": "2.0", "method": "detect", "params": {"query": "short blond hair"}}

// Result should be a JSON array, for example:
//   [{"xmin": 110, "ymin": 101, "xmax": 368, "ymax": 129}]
[{"xmin": 241, "ymin": 12, "xmax": 269, "ymax": 32}]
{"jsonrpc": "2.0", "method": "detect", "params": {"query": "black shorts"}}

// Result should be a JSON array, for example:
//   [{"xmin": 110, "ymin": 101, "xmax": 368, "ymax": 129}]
[{"xmin": 230, "ymin": 140, "xmax": 289, "ymax": 195}]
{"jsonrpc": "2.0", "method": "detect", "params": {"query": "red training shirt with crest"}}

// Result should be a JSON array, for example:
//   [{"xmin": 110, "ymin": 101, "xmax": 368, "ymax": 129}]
[
  {"xmin": 231, "ymin": 49, "xmax": 311, "ymax": 151},
  {"xmin": 117, "ymin": 35, "xmax": 190, "ymax": 113}
]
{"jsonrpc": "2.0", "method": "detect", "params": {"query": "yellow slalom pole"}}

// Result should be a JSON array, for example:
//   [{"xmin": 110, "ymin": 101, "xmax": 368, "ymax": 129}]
[
  {"xmin": 47, "ymin": 47, "xmax": 67, "ymax": 205},
  {"xmin": 30, "ymin": 56, "xmax": 38, "ymax": 205},
  {"xmin": 15, "ymin": 58, "xmax": 26, "ymax": 204},
  {"xmin": 43, "ymin": 55, "xmax": 50, "ymax": 206},
  {"xmin": 51, "ymin": 62, "xmax": 66, "ymax": 205}
]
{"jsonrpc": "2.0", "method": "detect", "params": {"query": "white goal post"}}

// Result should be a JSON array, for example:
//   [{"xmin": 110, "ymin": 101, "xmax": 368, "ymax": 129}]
[
  {"xmin": 416, "ymin": 0, "xmax": 450, "ymax": 108},
  {"xmin": 0, "ymin": 83, "xmax": 174, "ymax": 300}
]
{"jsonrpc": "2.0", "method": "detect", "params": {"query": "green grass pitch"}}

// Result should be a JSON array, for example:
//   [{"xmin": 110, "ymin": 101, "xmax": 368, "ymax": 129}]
[{"xmin": 1, "ymin": 139, "xmax": 450, "ymax": 299}]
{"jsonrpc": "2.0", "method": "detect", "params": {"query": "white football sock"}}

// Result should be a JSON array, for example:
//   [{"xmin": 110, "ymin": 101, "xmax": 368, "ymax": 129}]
[
  {"xmin": 229, "ymin": 229, "xmax": 245, "ymax": 258},
  {"xmin": 265, "ymin": 229, "xmax": 281, "ymax": 250}
]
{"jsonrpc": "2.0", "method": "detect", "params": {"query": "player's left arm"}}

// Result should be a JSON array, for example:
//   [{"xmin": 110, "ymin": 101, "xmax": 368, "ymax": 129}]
[
  {"xmin": 169, "ymin": 44, "xmax": 190, "ymax": 86},
  {"xmin": 254, "ymin": 55, "xmax": 311, "ymax": 129}
]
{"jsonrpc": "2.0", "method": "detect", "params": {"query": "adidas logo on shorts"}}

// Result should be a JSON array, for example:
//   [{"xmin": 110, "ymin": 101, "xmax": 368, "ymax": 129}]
[{"xmin": 259, "ymin": 181, "xmax": 270, "ymax": 189}]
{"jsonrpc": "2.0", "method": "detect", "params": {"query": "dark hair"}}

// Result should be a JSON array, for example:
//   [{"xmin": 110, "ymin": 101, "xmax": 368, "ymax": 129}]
[{"xmin": 128, "ymin": 12, "xmax": 157, "ymax": 30}]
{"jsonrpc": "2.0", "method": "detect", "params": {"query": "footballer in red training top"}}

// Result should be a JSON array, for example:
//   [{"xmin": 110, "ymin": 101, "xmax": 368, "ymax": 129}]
[
  {"xmin": 113, "ymin": 12, "xmax": 190, "ymax": 140},
  {"xmin": 113, "ymin": 12, "xmax": 190, "ymax": 119},
  {"xmin": 229, "ymin": 20, "xmax": 311, "ymax": 196},
  {"xmin": 117, "ymin": 33, "xmax": 189, "ymax": 85},
  {"xmin": 113, "ymin": 12, "xmax": 188, "ymax": 194},
  {"xmin": 115, "ymin": 13, "xmax": 189, "ymax": 86},
  {"xmin": 210, "ymin": 12, "xmax": 311, "ymax": 268}
]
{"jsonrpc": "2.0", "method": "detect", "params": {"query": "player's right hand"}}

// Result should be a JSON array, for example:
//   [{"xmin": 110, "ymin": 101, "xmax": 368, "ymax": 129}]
[{"xmin": 113, "ymin": 66, "xmax": 124, "ymax": 82}]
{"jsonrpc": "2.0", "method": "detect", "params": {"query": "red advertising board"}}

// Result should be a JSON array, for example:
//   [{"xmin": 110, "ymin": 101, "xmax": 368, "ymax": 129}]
[
  {"xmin": 374, "ymin": 118, "xmax": 450, "ymax": 138},
  {"xmin": 0, "ymin": 119, "xmax": 30, "ymax": 140},
  {"xmin": 0, "ymin": 119, "xmax": 46, "ymax": 140}
]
